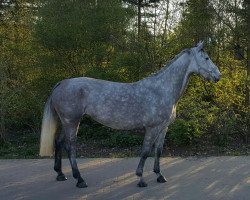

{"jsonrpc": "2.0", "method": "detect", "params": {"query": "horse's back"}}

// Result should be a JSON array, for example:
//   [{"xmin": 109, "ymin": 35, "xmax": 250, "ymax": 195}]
[{"xmin": 50, "ymin": 77, "xmax": 137, "ymax": 122}]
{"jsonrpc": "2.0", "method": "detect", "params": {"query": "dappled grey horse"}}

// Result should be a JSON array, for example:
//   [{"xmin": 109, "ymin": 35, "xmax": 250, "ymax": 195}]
[{"xmin": 40, "ymin": 41, "xmax": 221, "ymax": 188}]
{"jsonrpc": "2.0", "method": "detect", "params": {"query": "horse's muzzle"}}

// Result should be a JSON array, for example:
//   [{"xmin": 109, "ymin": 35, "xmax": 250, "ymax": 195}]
[{"xmin": 212, "ymin": 74, "xmax": 220, "ymax": 83}]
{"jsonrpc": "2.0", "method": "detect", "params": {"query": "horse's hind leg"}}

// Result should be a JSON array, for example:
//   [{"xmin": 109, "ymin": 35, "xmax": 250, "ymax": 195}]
[
  {"xmin": 136, "ymin": 127, "xmax": 157, "ymax": 187},
  {"xmin": 153, "ymin": 128, "xmax": 167, "ymax": 183},
  {"xmin": 63, "ymin": 122, "xmax": 88, "ymax": 188},
  {"xmin": 54, "ymin": 132, "xmax": 67, "ymax": 181}
]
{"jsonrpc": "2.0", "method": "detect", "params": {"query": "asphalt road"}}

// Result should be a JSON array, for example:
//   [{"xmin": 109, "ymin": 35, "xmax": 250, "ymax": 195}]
[{"xmin": 1, "ymin": 157, "xmax": 250, "ymax": 200}]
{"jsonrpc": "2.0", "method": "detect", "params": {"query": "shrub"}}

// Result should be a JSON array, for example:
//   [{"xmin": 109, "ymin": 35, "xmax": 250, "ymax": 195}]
[
  {"xmin": 104, "ymin": 133, "xmax": 143, "ymax": 148},
  {"xmin": 168, "ymin": 119, "xmax": 202, "ymax": 146},
  {"xmin": 78, "ymin": 117, "xmax": 143, "ymax": 148}
]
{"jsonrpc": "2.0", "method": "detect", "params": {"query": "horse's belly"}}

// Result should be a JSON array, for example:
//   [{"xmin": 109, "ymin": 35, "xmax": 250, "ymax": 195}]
[
  {"xmin": 86, "ymin": 105, "xmax": 168, "ymax": 130},
  {"xmin": 84, "ymin": 90, "xmax": 173, "ymax": 130},
  {"xmin": 87, "ymin": 110, "xmax": 143, "ymax": 130}
]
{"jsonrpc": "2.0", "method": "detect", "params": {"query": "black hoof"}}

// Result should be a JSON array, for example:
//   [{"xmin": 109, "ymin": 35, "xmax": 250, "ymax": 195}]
[
  {"xmin": 157, "ymin": 175, "xmax": 167, "ymax": 183},
  {"xmin": 137, "ymin": 180, "xmax": 148, "ymax": 187},
  {"xmin": 76, "ymin": 180, "xmax": 88, "ymax": 188},
  {"xmin": 56, "ymin": 174, "xmax": 67, "ymax": 181}
]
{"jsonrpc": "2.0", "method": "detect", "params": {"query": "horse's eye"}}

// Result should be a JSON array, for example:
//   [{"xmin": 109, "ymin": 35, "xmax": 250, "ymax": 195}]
[{"xmin": 205, "ymin": 57, "xmax": 209, "ymax": 60}]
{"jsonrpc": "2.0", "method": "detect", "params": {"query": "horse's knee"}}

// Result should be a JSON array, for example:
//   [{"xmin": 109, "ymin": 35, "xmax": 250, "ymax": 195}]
[
  {"xmin": 141, "ymin": 148, "xmax": 150, "ymax": 159},
  {"xmin": 64, "ymin": 139, "xmax": 75, "ymax": 153},
  {"xmin": 64, "ymin": 142, "xmax": 70, "ymax": 152}
]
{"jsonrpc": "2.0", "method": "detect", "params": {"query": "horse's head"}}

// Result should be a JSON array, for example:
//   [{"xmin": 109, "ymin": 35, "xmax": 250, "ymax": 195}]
[{"xmin": 190, "ymin": 41, "xmax": 221, "ymax": 83}]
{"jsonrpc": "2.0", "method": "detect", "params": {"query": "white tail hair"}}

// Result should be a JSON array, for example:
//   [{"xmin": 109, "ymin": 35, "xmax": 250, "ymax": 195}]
[{"xmin": 39, "ymin": 97, "xmax": 57, "ymax": 157}]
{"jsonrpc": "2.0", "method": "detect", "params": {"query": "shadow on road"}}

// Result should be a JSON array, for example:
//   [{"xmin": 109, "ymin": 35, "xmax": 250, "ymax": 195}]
[{"xmin": 0, "ymin": 157, "xmax": 250, "ymax": 200}]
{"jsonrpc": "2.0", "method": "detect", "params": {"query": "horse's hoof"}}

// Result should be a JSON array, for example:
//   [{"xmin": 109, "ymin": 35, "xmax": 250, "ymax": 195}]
[
  {"xmin": 137, "ymin": 180, "xmax": 148, "ymax": 187},
  {"xmin": 157, "ymin": 175, "xmax": 167, "ymax": 183},
  {"xmin": 56, "ymin": 174, "xmax": 67, "ymax": 181},
  {"xmin": 76, "ymin": 180, "xmax": 88, "ymax": 188}
]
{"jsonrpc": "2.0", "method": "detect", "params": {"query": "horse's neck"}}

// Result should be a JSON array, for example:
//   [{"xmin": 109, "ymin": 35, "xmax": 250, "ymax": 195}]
[{"xmin": 154, "ymin": 52, "xmax": 192, "ymax": 103}]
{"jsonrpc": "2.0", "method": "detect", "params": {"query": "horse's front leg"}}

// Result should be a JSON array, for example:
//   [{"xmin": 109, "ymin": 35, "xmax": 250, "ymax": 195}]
[
  {"xmin": 136, "ymin": 127, "xmax": 157, "ymax": 187},
  {"xmin": 153, "ymin": 128, "xmax": 167, "ymax": 183},
  {"xmin": 63, "ymin": 123, "xmax": 88, "ymax": 188}
]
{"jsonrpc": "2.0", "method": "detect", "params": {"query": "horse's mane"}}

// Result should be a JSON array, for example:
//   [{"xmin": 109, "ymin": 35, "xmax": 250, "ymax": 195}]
[{"xmin": 149, "ymin": 48, "xmax": 190, "ymax": 78}]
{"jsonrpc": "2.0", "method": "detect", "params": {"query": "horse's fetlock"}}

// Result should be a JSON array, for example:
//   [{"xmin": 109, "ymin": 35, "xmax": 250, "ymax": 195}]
[
  {"xmin": 78, "ymin": 176, "xmax": 84, "ymax": 183},
  {"xmin": 136, "ymin": 169, "xmax": 143, "ymax": 177},
  {"xmin": 73, "ymin": 171, "xmax": 80, "ymax": 179},
  {"xmin": 153, "ymin": 166, "xmax": 160, "ymax": 174},
  {"xmin": 54, "ymin": 166, "xmax": 61, "ymax": 173}
]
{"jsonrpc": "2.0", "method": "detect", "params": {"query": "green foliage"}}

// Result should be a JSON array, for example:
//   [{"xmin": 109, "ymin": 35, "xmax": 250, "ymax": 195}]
[
  {"xmin": 168, "ymin": 119, "xmax": 202, "ymax": 146},
  {"xmin": 0, "ymin": 131, "xmax": 39, "ymax": 158},
  {"xmin": 1, "ymin": 0, "xmax": 249, "ymax": 152},
  {"xmin": 0, "ymin": 0, "xmax": 43, "ymax": 135},
  {"xmin": 177, "ymin": 0, "xmax": 215, "ymax": 44},
  {"xmin": 37, "ymin": 0, "xmax": 133, "ymax": 50},
  {"xmin": 104, "ymin": 133, "xmax": 143, "ymax": 148},
  {"xmin": 78, "ymin": 117, "xmax": 143, "ymax": 148},
  {"xmin": 78, "ymin": 120, "xmax": 112, "ymax": 141},
  {"xmin": 36, "ymin": 0, "xmax": 135, "ymax": 78}
]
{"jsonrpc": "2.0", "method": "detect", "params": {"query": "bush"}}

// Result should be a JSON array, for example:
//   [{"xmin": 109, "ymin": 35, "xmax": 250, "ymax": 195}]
[
  {"xmin": 78, "ymin": 117, "xmax": 143, "ymax": 148},
  {"xmin": 209, "ymin": 109, "xmax": 250, "ymax": 145},
  {"xmin": 168, "ymin": 119, "xmax": 202, "ymax": 146},
  {"xmin": 104, "ymin": 133, "xmax": 143, "ymax": 148}
]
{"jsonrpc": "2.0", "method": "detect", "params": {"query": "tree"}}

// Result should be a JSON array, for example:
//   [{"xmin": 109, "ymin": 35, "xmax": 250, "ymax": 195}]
[
  {"xmin": 177, "ymin": 0, "xmax": 215, "ymax": 46},
  {"xmin": 123, "ymin": 0, "xmax": 161, "ymax": 38},
  {"xmin": 36, "ymin": 0, "xmax": 134, "ymax": 79},
  {"xmin": 0, "ymin": 0, "xmax": 41, "ymax": 140}
]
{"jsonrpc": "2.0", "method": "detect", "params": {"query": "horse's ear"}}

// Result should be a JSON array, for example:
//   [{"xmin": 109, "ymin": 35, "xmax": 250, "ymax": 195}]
[{"xmin": 196, "ymin": 41, "xmax": 204, "ymax": 51}]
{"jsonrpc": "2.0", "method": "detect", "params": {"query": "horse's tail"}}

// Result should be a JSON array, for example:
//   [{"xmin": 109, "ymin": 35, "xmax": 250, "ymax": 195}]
[{"xmin": 39, "ymin": 95, "xmax": 57, "ymax": 157}]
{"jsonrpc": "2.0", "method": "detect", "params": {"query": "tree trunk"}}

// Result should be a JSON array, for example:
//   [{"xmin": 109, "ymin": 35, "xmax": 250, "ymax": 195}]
[
  {"xmin": 245, "ymin": 0, "xmax": 250, "ymax": 106},
  {"xmin": 161, "ymin": 0, "xmax": 169, "ymax": 45},
  {"xmin": 0, "ymin": 62, "xmax": 6, "ymax": 142},
  {"xmin": 138, "ymin": 0, "xmax": 142, "ymax": 39},
  {"xmin": 245, "ymin": 0, "xmax": 250, "ymax": 143}
]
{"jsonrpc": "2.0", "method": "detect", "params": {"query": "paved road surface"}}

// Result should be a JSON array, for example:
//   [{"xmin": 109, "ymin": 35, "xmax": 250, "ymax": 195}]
[{"xmin": 1, "ymin": 157, "xmax": 250, "ymax": 200}]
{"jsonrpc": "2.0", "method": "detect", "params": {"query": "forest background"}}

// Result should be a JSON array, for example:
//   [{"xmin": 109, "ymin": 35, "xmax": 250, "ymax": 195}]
[{"xmin": 0, "ymin": 0, "xmax": 249, "ymax": 158}]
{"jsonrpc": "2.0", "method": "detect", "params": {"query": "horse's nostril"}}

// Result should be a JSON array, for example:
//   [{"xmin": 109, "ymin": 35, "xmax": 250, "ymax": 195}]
[
  {"xmin": 218, "ymin": 74, "xmax": 221, "ymax": 81},
  {"xmin": 214, "ymin": 77, "xmax": 220, "ymax": 82}
]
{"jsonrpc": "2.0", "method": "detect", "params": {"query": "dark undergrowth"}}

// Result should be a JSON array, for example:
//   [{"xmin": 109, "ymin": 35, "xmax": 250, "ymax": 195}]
[
  {"xmin": 1, "ymin": 126, "xmax": 250, "ymax": 159},
  {"xmin": 0, "ymin": 131, "xmax": 39, "ymax": 159}
]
